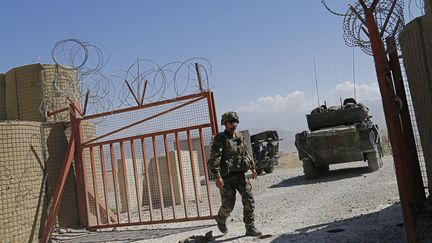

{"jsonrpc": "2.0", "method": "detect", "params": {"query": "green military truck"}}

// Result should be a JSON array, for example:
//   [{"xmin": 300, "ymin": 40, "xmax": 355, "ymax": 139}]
[
  {"xmin": 295, "ymin": 98, "xmax": 383, "ymax": 179},
  {"xmin": 250, "ymin": 130, "xmax": 282, "ymax": 175}
]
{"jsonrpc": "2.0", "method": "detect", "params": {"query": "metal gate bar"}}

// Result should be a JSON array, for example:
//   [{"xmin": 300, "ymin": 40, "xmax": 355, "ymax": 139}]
[
  {"xmin": 199, "ymin": 128, "xmax": 213, "ymax": 215},
  {"xmin": 175, "ymin": 132, "xmax": 188, "ymax": 217}
]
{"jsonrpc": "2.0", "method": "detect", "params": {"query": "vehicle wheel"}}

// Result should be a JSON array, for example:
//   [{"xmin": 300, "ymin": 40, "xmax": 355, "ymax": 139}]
[
  {"xmin": 318, "ymin": 165, "xmax": 329, "ymax": 174},
  {"xmin": 367, "ymin": 152, "xmax": 381, "ymax": 172},
  {"xmin": 264, "ymin": 164, "xmax": 274, "ymax": 174},
  {"xmin": 257, "ymin": 169, "xmax": 264, "ymax": 175},
  {"xmin": 303, "ymin": 158, "xmax": 320, "ymax": 179}
]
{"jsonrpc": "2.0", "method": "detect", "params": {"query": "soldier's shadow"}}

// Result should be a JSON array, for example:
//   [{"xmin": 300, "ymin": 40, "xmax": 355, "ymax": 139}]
[{"xmin": 270, "ymin": 166, "xmax": 371, "ymax": 188}]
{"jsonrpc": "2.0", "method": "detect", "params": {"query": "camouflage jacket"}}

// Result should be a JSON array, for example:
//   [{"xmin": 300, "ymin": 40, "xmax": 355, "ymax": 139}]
[{"xmin": 208, "ymin": 129, "xmax": 255, "ymax": 179}]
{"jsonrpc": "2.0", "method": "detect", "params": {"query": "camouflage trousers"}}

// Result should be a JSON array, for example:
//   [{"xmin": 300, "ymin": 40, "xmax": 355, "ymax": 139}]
[{"xmin": 215, "ymin": 172, "xmax": 255, "ymax": 229}]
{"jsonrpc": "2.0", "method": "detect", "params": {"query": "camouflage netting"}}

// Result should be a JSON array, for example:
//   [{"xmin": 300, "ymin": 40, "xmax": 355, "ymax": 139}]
[
  {"xmin": 400, "ymin": 14, "xmax": 432, "ymax": 194},
  {"xmin": 5, "ymin": 64, "xmax": 78, "ymax": 122}
]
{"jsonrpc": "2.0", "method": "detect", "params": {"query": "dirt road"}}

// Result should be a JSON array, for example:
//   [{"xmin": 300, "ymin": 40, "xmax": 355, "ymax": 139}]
[{"xmin": 55, "ymin": 155, "xmax": 405, "ymax": 242}]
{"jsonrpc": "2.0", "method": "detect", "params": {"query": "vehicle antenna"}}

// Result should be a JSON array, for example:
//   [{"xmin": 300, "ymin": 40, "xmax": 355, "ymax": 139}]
[
  {"xmin": 352, "ymin": 47, "xmax": 357, "ymax": 100},
  {"xmin": 313, "ymin": 57, "xmax": 320, "ymax": 106},
  {"xmin": 332, "ymin": 57, "xmax": 342, "ymax": 104}
]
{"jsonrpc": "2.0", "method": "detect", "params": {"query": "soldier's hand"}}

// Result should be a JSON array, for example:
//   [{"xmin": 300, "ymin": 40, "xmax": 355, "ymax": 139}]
[
  {"xmin": 251, "ymin": 169, "xmax": 257, "ymax": 179},
  {"xmin": 216, "ymin": 177, "xmax": 224, "ymax": 189}
]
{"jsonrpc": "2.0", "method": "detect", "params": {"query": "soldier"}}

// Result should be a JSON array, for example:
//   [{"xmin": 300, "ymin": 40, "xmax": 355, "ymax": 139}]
[
  {"xmin": 208, "ymin": 111, "xmax": 262, "ymax": 237},
  {"xmin": 266, "ymin": 138, "xmax": 277, "ymax": 159}
]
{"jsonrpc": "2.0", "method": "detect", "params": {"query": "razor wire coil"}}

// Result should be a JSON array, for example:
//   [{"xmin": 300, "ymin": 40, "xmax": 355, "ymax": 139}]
[
  {"xmin": 43, "ymin": 39, "xmax": 214, "ymax": 120},
  {"xmin": 322, "ymin": 0, "xmax": 405, "ymax": 55}
]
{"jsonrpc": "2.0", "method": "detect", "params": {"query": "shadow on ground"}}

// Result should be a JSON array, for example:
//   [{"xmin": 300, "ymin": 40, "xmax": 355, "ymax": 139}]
[
  {"xmin": 270, "ymin": 166, "xmax": 371, "ymax": 188},
  {"xmin": 60, "ymin": 223, "xmax": 215, "ymax": 243},
  {"xmin": 271, "ymin": 203, "xmax": 406, "ymax": 243}
]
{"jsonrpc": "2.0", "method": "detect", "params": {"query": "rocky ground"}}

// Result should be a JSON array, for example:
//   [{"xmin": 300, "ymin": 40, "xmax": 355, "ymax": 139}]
[{"xmin": 53, "ymin": 154, "xmax": 406, "ymax": 243}]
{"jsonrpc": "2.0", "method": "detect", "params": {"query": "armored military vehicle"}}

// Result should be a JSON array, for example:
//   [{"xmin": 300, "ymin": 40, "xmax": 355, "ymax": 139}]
[
  {"xmin": 250, "ymin": 130, "xmax": 281, "ymax": 175},
  {"xmin": 295, "ymin": 98, "xmax": 383, "ymax": 179}
]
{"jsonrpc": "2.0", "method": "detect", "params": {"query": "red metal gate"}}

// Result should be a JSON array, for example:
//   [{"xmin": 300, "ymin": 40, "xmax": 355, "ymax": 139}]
[{"xmin": 71, "ymin": 91, "xmax": 220, "ymax": 228}]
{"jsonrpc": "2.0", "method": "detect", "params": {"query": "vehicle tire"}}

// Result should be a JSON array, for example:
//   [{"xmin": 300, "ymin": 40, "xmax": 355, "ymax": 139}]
[
  {"xmin": 303, "ymin": 158, "xmax": 320, "ymax": 179},
  {"xmin": 367, "ymin": 152, "xmax": 381, "ymax": 172},
  {"xmin": 318, "ymin": 164, "xmax": 329, "ymax": 174},
  {"xmin": 264, "ymin": 164, "xmax": 274, "ymax": 174},
  {"xmin": 257, "ymin": 168, "xmax": 264, "ymax": 175}
]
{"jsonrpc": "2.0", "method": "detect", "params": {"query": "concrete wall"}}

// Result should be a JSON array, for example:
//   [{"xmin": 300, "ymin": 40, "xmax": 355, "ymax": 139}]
[
  {"xmin": 118, "ymin": 158, "xmax": 144, "ymax": 213},
  {"xmin": 175, "ymin": 138, "xmax": 210, "ymax": 177},
  {"xmin": 400, "ymin": 14, "xmax": 432, "ymax": 193},
  {"xmin": 143, "ymin": 151, "xmax": 201, "ymax": 207}
]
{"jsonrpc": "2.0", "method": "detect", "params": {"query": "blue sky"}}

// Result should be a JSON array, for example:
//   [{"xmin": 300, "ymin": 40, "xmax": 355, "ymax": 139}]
[{"xmin": 0, "ymin": 1, "xmax": 423, "ymax": 131}]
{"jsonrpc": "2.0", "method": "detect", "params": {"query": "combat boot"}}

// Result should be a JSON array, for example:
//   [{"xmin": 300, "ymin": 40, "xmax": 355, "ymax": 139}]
[
  {"xmin": 217, "ymin": 222, "xmax": 228, "ymax": 234},
  {"xmin": 245, "ymin": 227, "xmax": 262, "ymax": 236}
]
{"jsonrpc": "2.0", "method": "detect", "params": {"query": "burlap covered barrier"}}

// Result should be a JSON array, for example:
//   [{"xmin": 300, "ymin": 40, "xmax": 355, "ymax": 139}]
[
  {"xmin": 0, "ymin": 121, "xmax": 45, "ymax": 243},
  {"xmin": 0, "ymin": 120, "xmax": 90, "ymax": 242},
  {"xmin": 400, "ymin": 14, "xmax": 432, "ymax": 194},
  {"xmin": 5, "ymin": 64, "xmax": 78, "ymax": 122},
  {"xmin": 0, "ymin": 73, "xmax": 5, "ymax": 120},
  {"xmin": 43, "ymin": 122, "xmax": 80, "ymax": 228}
]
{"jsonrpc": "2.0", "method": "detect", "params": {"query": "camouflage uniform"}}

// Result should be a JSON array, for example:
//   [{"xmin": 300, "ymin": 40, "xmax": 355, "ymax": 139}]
[{"xmin": 208, "ymin": 129, "xmax": 257, "ymax": 230}]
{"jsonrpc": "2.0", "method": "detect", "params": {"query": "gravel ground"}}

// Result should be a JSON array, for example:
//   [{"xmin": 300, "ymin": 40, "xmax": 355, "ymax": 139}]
[{"xmin": 53, "ymin": 155, "xmax": 406, "ymax": 243}]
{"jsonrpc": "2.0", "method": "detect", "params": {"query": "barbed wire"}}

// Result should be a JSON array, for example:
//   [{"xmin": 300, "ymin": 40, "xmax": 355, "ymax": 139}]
[
  {"xmin": 321, "ymin": 0, "xmax": 347, "ymax": 17},
  {"xmin": 44, "ymin": 38, "xmax": 214, "ymax": 119},
  {"xmin": 322, "ymin": 0, "xmax": 405, "ymax": 55}
]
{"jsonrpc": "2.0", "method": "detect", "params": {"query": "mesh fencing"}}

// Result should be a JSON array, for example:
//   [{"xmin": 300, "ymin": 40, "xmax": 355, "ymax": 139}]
[
  {"xmin": 401, "ymin": 59, "xmax": 429, "ymax": 193},
  {"xmin": 4, "ymin": 64, "xmax": 78, "ymax": 122},
  {"xmin": 399, "ymin": 16, "xmax": 432, "ymax": 195},
  {"xmin": 0, "ymin": 121, "xmax": 46, "ymax": 243},
  {"xmin": 78, "ymin": 93, "xmax": 219, "ymax": 228},
  {"xmin": 0, "ymin": 73, "xmax": 5, "ymax": 120},
  {"xmin": 0, "ymin": 120, "xmax": 83, "ymax": 242}
]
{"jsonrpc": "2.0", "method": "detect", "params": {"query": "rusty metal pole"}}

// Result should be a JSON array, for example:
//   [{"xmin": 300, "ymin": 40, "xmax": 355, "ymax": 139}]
[
  {"xmin": 70, "ymin": 103, "xmax": 90, "ymax": 227},
  {"xmin": 359, "ymin": 1, "xmax": 418, "ymax": 241},
  {"xmin": 387, "ymin": 36, "xmax": 426, "ymax": 205},
  {"xmin": 40, "ymin": 136, "xmax": 76, "ymax": 243}
]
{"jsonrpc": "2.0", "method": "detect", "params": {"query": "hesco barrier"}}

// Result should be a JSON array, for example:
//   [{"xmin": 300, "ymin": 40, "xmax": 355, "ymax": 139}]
[
  {"xmin": 0, "ymin": 73, "xmax": 5, "ymax": 120},
  {"xmin": 43, "ymin": 122, "xmax": 80, "ymax": 228},
  {"xmin": 5, "ymin": 64, "xmax": 78, "ymax": 122},
  {"xmin": 0, "ymin": 121, "xmax": 46, "ymax": 243},
  {"xmin": 400, "ymin": 14, "xmax": 432, "ymax": 194},
  {"xmin": 0, "ymin": 121, "xmax": 88, "ymax": 243}
]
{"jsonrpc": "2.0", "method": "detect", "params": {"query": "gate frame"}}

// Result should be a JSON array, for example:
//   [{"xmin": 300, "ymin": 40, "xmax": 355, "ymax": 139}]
[{"xmin": 41, "ymin": 91, "xmax": 218, "ymax": 241}]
